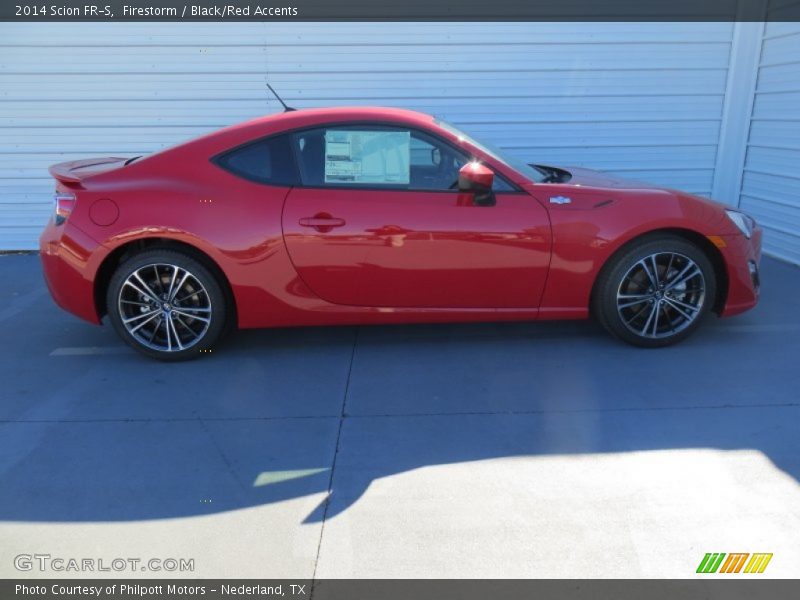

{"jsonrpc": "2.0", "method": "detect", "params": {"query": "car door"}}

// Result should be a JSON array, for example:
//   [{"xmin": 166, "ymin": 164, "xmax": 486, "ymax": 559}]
[{"xmin": 281, "ymin": 124, "xmax": 552, "ymax": 309}]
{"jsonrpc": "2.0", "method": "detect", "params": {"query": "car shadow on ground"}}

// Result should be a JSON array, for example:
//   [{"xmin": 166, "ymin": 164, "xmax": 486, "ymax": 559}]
[{"xmin": 0, "ymin": 255, "xmax": 798, "ymax": 524}]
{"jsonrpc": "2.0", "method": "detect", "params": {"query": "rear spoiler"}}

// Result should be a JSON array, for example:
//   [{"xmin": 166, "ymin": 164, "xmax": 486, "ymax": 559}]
[{"xmin": 49, "ymin": 157, "xmax": 129, "ymax": 185}]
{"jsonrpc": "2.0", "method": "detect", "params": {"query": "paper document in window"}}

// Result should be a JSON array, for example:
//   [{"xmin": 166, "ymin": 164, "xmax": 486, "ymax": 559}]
[{"xmin": 324, "ymin": 130, "xmax": 410, "ymax": 184}]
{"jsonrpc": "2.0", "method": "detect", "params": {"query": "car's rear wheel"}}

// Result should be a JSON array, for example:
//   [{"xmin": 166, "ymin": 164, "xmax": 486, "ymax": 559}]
[
  {"xmin": 593, "ymin": 235, "xmax": 716, "ymax": 347},
  {"xmin": 106, "ymin": 249, "xmax": 227, "ymax": 360}
]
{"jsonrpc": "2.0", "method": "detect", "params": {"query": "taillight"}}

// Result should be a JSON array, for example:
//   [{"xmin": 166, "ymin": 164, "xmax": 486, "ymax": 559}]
[{"xmin": 54, "ymin": 192, "xmax": 76, "ymax": 225}]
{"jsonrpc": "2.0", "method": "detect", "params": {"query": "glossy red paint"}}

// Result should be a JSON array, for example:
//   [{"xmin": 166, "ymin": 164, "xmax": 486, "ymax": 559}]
[
  {"xmin": 282, "ymin": 187, "xmax": 550, "ymax": 309},
  {"xmin": 39, "ymin": 107, "xmax": 762, "ymax": 331},
  {"xmin": 458, "ymin": 161, "xmax": 495, "ymax": 189}
]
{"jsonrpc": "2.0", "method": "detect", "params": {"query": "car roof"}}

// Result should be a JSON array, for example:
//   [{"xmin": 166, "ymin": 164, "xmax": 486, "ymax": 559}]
[
  {"xmin": 143, "ymin": 107, "xmax": 441, "ymax": 165},
  {"xmin": 221, "ymin": 106, "xmax": 437, "ymax": 138}
]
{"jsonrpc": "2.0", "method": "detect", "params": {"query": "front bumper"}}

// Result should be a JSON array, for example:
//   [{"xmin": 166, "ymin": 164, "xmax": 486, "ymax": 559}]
[
  {"xmin": 719, "ymin": 226, "xmax": 763, "ymax": 317},
  {"xmin": 40, "ymin": 219, "xmax": 104, "ymax": 325}
]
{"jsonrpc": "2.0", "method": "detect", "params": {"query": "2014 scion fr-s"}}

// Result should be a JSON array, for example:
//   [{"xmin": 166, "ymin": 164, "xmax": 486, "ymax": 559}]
[{"xmin": 40, "ymin": 107, "xmax": 762, "ymax": 360}]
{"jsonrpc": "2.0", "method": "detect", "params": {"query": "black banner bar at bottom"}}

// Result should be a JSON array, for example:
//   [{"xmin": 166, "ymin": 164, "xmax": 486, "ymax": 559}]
[{"xmin": 3, "ymin": 579, "xmax": 799, "ymax": 600}]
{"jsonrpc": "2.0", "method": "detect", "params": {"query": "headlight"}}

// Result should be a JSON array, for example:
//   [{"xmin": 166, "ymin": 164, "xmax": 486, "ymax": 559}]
[{"xmin": 725, "ymin": 210, "xmax": 755, "ymax": 239}]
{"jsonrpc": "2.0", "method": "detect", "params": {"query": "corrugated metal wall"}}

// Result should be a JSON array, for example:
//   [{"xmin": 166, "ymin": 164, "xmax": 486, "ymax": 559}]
[
  {"xmin": 740, "ymin": 20, "xmax": 800, "ymax": 265},
  {"xmin": 0, "ymin": 22, "xmax": 753, "ymax": 251}
]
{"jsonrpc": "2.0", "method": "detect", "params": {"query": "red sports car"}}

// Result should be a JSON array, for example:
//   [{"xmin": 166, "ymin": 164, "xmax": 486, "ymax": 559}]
[{"xmin": 40, "ymin": 107, "xmax": 762, "ymax": 360}]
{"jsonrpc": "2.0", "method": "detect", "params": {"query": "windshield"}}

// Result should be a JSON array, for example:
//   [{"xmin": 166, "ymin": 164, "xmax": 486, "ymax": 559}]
[{"xmin": 434, "ymin": 118, "xmax": 546, "ymax": 183}]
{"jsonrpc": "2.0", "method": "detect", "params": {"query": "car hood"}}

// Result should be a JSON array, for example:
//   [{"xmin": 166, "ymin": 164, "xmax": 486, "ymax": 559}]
[
  {"xmin": 556, "ymin": 166, "xmax": 670, "ymax": 190},
  {"xmin": 557, "ymin": 166, "xmax": 732, "ymax": 210},
  {"xmin": 525, "ymin": 165, "xmax": 737, "ymax": 234}
]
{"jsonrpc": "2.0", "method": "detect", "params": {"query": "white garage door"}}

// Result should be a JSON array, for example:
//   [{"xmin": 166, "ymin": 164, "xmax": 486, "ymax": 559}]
[
  {"xmin": 0, "ymin": 22, "xmax": 736, "ymax": 250},
  {"xmin": 739, "ymin": 20, "xmax": 800, "ymax": 265}
]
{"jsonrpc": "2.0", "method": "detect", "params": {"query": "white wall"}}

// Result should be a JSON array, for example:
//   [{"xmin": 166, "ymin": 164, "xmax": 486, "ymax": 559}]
[
  {"xmin": 739, "ymin": 20, "xmax": 800, "ymax": 265},
  {"xmin": 0, "ymin": 21, "xmax": 786, "ymax": 257}
]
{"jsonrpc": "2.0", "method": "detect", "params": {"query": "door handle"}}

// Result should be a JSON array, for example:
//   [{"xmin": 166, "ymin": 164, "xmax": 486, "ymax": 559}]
[{"xmin": 299, "ymin": 213, "xmax": 346, "ymax": 232}]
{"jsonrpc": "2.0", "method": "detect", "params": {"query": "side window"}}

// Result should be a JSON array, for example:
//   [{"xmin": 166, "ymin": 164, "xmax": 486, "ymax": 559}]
[
  {"xmin": 491, "ymin": 173, "xmax": 515, "ymax": 192},
  {"xmin": 409, "ymin": 133, "xmax": 516, "ymax": 192},
  {"xmin": 294, "ymin": 126, "xmax": 411, "ymax": 187},
  {"xmin": 410, "ymin": 136, "xmax": 442, "ymax": 168},
  {"xmin": 409, "ymin": 134, "xmax": 465, "ymax": 190},
  {"xmin": 292, "ymin": 125, "xmax": 516, "ymax": 192},
  {"xmin": 216, "ymin": 134, "xmax": 299, "ymax": 186}
]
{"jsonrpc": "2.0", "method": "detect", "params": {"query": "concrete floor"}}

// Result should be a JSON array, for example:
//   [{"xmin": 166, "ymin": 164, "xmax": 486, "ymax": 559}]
[{"xmin": 0, "ymin": 253, "xmax": 799, "ymax": 578}]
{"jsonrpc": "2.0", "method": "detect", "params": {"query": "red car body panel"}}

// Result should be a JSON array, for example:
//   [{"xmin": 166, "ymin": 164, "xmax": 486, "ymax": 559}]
[
  {"xmin": 39, "ymin": 107, "xmax": 761, "ymax": 330},
  {"xmin": 282, "ymin": 187, "xmax": 551, "ymax": 308}
]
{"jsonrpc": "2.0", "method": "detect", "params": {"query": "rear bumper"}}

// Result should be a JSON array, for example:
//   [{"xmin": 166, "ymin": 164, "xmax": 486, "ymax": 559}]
[
  {"xmin": 39, "ymin": 219, "xmax": 103, "ymax": 325},
  {"xmin": 719, "ymin": 227, "xmax": 763, "ymax": 317}
]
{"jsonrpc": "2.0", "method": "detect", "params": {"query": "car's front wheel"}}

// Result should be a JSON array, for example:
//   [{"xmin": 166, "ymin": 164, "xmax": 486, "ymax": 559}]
[
  {"xmin": 593, "ymin": 235, "xmax": 717, "ymax": 347},
  {"xmin": 106, "ymin": 249, "xmax": 227, "ymax": 360}
]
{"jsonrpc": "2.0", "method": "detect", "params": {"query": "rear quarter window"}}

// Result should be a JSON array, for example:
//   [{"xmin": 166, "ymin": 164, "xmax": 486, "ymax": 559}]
[{"xmin": 215, "ymin": 134, "xmax": 299, "ymax": 186}]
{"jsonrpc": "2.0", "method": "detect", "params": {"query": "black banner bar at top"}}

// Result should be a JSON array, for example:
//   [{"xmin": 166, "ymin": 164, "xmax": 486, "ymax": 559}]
[{"xmin": 2, "ymin": 0, "xmax": 800, "ymax": 22}]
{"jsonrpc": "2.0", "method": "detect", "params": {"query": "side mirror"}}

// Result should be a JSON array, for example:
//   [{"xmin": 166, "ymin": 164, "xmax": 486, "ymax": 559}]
[{"xmin": 457, "ymin": 162, "xmax": 495, "ymax": 206}]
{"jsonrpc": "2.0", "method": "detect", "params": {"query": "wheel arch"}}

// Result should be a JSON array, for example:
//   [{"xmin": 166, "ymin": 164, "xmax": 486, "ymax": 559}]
[
  {"xmin": 93, "ymin": 237, "xmax": 238, "ymax": 325},
  {"xmin": 590, "ymin": 227, "xmax": 729, "ymax": 315}
]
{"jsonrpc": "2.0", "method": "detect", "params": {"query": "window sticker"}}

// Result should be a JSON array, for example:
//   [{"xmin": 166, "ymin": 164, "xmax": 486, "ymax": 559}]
[{"xmin": 324, "ymin": 130, "xmax": 410, "ymax": 185}]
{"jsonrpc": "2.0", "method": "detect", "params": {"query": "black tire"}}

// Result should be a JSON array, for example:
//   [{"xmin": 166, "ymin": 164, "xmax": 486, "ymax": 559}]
[
  {"xmin": 106, "ymin": 249, "xmax": 228, "ymax": 361},
  {"xmin": 593, "ymin": 235, "xmax": 717, "ymax": 348}
]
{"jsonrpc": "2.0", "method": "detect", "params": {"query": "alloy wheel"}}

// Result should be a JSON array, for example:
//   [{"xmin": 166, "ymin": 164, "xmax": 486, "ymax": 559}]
[
  {"xmin": 118, "ymin": 263, "xmax": 212, "ymax": 352},
  {"xmin": 616, "ymin": 252, "xmax": 706, "ymax": 339}
]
